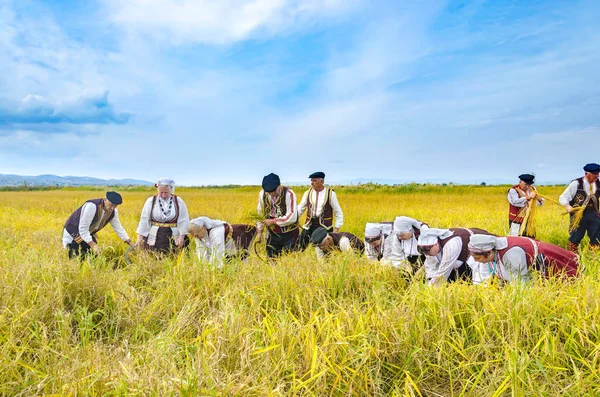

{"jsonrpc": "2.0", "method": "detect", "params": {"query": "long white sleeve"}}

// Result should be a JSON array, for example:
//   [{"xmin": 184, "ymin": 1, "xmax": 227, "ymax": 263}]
[
  {"xmin": 194, "ymin": 237, "xmax": 210, "ymax": 263},
  {"xmin": 136, "ymin": 197, "xmax": 154, "ymax": 236},
  {"xmin": 499, "ymin": 247, "xmax": 530, "ymax": 282},
  {"xmin": 429, "ymin": 237, "xmax": 463, "ymax": 285},
  {"xmin": 559, "ymin": 180, "xmax": 580, "ymax": 206},
  {"xmin": 507, "ymin": 188, "xmax": 528, "ymax": 207},
  {"xmin": 339, "ymin": 236, "xmax": 352, "ymax": 252},
  {"xmin": 78, "ymin": 202, "xmax": 99, "ymax": 244},
  {"xmin": 108, "ymin": 209, "xmax": 131, "ymax": 242},
  {"xmin": 297, "ymin": 190, "xmax": 309, "ymax": 218},
  {"xmin": 176, "ymin": 197, "xmax": 190, "ymax": 235},
  {"xmin": 274, "ymin": 189, "xmax": 298, "ymax": 227},
  {"xmin": 329, "ymin": 190, "xmax": 344, "ymax": 229}
]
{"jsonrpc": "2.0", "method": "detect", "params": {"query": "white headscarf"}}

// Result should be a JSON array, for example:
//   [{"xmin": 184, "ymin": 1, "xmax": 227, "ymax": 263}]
[
  {"xmin": 189, "ymin": 216, "xmax": 226, "ymax": 230},
  {"xmin": 393, "ymin": 216, "xmax": 420, "ymax": 233},
  {"xmin": 364, "ymin": 222, "xmax": 392, "ymax": 239},
  {"xmin": 156, "ymin": 177, "xmax": 176, "ymax": 193},
  {"xmin": 468, "ymin": 235, "xmax": 508, "ymax": 252},
  {"xmin": 417, "ymin": 228, "xmax": 454, "ymax": 246}
]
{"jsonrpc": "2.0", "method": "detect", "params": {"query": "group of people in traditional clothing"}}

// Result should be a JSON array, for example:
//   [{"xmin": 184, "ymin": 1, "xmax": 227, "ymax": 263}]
[{"xmin": 62, "ymin": 162, "xmax": 600, "ymax": 284}]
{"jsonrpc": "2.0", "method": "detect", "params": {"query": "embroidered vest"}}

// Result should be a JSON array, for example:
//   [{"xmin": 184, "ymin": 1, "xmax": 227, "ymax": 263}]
[
  {"xmin": 303, "ymin": 187, "xmax": 334, "ymax": 229},
  {"xmin": 569, "ymin": 177, "xmax": 600, "ymax": 212},
  {"xmin": 150, "ymin": 195, "xmax": 180, "ymax": 227},
  {"xmin": 498, "ymin": 237, "xmax": 579, "ymax": 278},
  {"xmin": 508, "ymin": 185, "xmax": 528, "ymax": 223},
  {"xmin": 261, "ymin": 187, "xmax": 298, "ymax": 234},
  {"xmin": 64, "ymin": 198, "xmax": 115, "ymax": 244},
  {"xmin": 439, "ymin": 228, "xmax": 490, "ymax": 263},
  {"xmin": 331, "ymin": 232, "xmax": 365, "ymax": 253}
]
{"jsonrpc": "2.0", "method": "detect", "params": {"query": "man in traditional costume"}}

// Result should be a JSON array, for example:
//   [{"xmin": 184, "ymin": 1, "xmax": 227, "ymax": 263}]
[
  {"xmin": 468, "ymin": 235, "xmax": 580, "ymax": 285},
  {"xmin": 507, "ymin": 173, "xmax": 544, "ymax": 237},
  {"xmin": 364, "ymin": 222, "xmax": 394, "ymax": 261},
  {"xmin": 62, "ymin": 191, "xmax": 134, "ymax": 258},
  {"xmin": 381, "ymin": 216, "xmax": 428, "ymax": 272},
  {"xmin": 256, "ymin": 173, "xmax": 300, "ymax": 258},
  {"xmin": 309, "ymin": 227, "xmax": 364, "ymax": 260},
  {"xmin": 297, "ymin": 172, "xmax": 344, "ymax": 250},
  {"xmin": 188, "ymin": 217, "xmax": 256, "ymax": 268},
  {"xmin": 559, "ymin": 163, "xmax": 600, "ymax": 253},
  {"xmin": 417, "ymin": 227, "xmax": 492, "ymax": 285},
  {"xmin": 136, "ymin": 178, "xmax": 190, "ymax": 254}
]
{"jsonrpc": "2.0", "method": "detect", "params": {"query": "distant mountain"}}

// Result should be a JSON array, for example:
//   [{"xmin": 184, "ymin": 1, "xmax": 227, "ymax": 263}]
[{"xmin": 0, "ymin": 174, "xmax": 153, "ymax": 187}]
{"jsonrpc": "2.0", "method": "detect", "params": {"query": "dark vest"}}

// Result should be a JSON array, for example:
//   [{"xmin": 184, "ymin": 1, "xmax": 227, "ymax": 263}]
[
  {"xmin": 150, "ymin": 195, "xmax": 180, "ymax": 226},
  {"xmin": 261, "ymin": 187, "xmax": 298, "ymax": 233},
  {"xmin": 569, "ymin": 177, "xmax": 600, "ymax": 212},
  {"xmin": 331, "ymin": 232, "xmax": 365, "ymax": 253},
  {"xmin": 303, "ymin": 187, "xmax": 334, "ymax": 229},
  {"xmin": 508, "ymin": 185, "xmax": 527, "ymax": 223},
  {"xmin": 439, "ymin": 228, "xmax": 490, "ymax": 263},
  {"xmin": 64, "ymin": 198, "xmax": 115, "ymax": 244}
]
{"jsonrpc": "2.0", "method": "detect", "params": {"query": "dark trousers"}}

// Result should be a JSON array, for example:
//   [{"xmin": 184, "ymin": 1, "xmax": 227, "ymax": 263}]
[
  {"xmin": 446, "ymin": 262, "xmax": 472, "ymax": 283},
  {"xmin": 298, "ymin": 219, "xmax": 332, "ymax": 250},
  {"xmin": 266, "ymin": 229, "xmax": 299, "ymax": 258},
  {"xmin": 570, "ymin": 209, "xmax": 600, "ymax": 245},
  {"xmin": 68, "ymin": 235, "xmax": 97, "ymax": 259}
]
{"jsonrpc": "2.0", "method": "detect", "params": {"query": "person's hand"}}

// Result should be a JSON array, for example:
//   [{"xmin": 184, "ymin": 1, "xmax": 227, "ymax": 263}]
[
  {"xmin": 91, "ymin": 244, "xmax": 101, "ymax": 255},
  {"xmin": 528, "ymin": 191, "xmax": 537, "ymax": 200},
  {"xmin": 263, "ymin": 219, "xmax": 277, "ymax": 227},
  {"xmin": 565, "ymin": 205, "xmax": 574, "ymax": 214},
  {"xmin": 333, "ymin": 228, "xmax": 340, "ymax": 233},
  {"xmin": 136, "ymin": 239, "xmax": 145, "ymax": 248},
  {"xmin": 126, "ymin": 239, "xmax": 135, "ymax": 248},
  {"xmin": 175, "ymin": 235, "xmax": 185, "ymax": 247}
]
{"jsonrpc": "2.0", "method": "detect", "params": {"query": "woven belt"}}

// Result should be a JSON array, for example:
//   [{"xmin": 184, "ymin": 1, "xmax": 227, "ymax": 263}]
[{"xmin": 152, "ymin": 222, "xmax": 177, "ymax": 228}]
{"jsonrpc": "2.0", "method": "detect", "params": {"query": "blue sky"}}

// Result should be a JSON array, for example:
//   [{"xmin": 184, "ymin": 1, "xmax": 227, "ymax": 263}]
[{"xmin": 1, "ymin": 0, "xmax": 599, "ymax": 185}]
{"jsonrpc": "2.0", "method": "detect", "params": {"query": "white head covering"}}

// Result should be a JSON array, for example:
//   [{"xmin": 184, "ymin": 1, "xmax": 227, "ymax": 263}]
[
  {"xmin": 156, "ymin": 177, "xmax": 176, "ymax": 193},
  {"xmin": 393, "ymin": 216, "xmax": 420, "ymax": 233},
  {"xmin": 364, "ymin": 222, "xmax": 393, "ymax": 239},
  {"xmin": 417, "ymin": 228, "xmax": 453, "ymax": 246},
  {"xmin": 189, "ymin": 216, "xmax": 226, "ymax": 230},
  {"xmin": 468, "ymin": 235, "xmax": 508, "ymax": 252}
]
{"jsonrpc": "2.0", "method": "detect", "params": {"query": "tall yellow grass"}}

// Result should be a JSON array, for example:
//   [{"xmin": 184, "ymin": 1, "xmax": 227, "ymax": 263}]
[{"xmin": 0, "ymin": 185, "xmax": 598, "ymax": 396}]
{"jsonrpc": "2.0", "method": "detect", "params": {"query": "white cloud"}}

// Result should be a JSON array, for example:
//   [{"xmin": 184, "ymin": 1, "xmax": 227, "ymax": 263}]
[{"xmin": 106, "ymin": 0, "xmax": 359, "ymax": 45}]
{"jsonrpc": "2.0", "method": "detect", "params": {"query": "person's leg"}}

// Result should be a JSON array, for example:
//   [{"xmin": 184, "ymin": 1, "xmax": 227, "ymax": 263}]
[
  {"xmin": 266, "ymin": 233, "xmax": 281, "ymax": 258},
  {"xmin": 297, "ymin": 228, "xmax": 311, "ymax": 251},
  {"xmin": 585, "ymin": 211, "xmax": 600, "ymax": 250},
  {"xmin": 568, "ymin": 213, "xmax": 589, "ymax": 252},
  {"xmin": 509, "ymin": 222, "xmax": 521, "ymax": 236}
]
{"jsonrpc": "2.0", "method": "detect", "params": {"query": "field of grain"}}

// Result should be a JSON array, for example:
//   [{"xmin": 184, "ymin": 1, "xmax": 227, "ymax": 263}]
[{"xmin": 0, "ymin": 185, "xmax": 599, "ymax": 396}]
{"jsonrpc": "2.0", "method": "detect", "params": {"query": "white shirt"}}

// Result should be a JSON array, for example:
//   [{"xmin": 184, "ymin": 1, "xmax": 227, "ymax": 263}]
[
  {"xmin": 194, "ymin": 224, "xmax": 236, "ymax": 268},
  {"xmin": 507, "ymin": 186, "xmax": 544, "ymax": 208},
  {"xmin": 136, "ymin": 195, "xmax": 190, "ymax": 245},
  {"xmin": 256, "ymin": 188, "xmax": 298, "ymax": 229},
  {"xmin": 62, "ymin": 202, "xmax": 130, "ymax": 247},
  {"xmin": 297, "ymin": 187, "xmax": 344, "ymax": 229},
  {"xmin": 469, "ymin": 247, "xmax": 530, "ymax": 285},
  {"xmin": 424, "ymin": 236, "xmax": 471, "ymax": 285},
  {"xmin": 381, "ymin": 232, "xmax": 420, "ymax": 268},
  {"xmin": 315, "ymin": 236, "xmax": 352, "ymax": 261},
  {"xmin": 559, "ymin": 178, "xmax": 596, "ymax": 206}
]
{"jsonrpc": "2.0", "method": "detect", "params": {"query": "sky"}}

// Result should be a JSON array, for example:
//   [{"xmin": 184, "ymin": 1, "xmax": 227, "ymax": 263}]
[{"xmin": 0, "ymin": 0, "xmax": 599, "ymax": 186}]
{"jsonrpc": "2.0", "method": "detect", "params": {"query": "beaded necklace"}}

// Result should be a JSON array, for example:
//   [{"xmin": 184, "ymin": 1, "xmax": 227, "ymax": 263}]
[{"xmin": 159, "ymin": 197, "xmax": 173, "ymax": 217}]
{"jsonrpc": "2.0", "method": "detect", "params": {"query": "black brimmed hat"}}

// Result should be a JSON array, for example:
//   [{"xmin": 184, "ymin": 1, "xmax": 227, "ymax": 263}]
[
  {"xmin": 106, "ymin": 191, "xmax": 123, "ymax": 205},
  {"xmin": 262, "ymin": 173, "xmax": 281, "ymax": 192},
  {"xmin": 310, "ymin": 227, "xmax": 329, "ymax": 245},
  {"xmin": 583, "ymin": 163, "xmax": 600, "ymax": 173},
  {"xmin": 518, "ymin": 174, "xmax": 535, "ymax": 184},
  {"xmin": 309, "ymin": 171, "xmax": 325, "ymax": 179}
]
